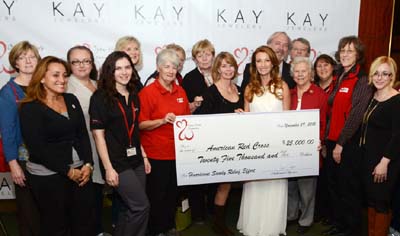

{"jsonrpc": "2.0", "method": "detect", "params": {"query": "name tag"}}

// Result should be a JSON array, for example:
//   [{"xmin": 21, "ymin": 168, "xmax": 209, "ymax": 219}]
[
  {"xmin": 126, "ymin": 147, "xmax": 137, "ymax": 157},
  {"xmin": 339, "ymin": 87, "xmax": 349, "ymax": 93},
  {"xmin": 177, "ymin": 97, "xmax": 184, "ymax": 103}
]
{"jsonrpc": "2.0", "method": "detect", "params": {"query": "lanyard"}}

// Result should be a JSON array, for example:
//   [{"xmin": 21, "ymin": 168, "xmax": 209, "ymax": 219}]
[{"xmin": 117, "ymin": 100, "xmax": 136, "ymax": 147}]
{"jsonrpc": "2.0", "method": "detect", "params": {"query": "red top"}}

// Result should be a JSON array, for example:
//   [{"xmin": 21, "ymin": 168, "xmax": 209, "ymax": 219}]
[
  {"xmin": 139, "ymin": 79, "xmax": 190, "ymax": 160},
  {"xmin": 290, "ymin": 83, "xmax": 328, "ymax": 142},
  {"xmin": 327, "ymin": 67, "xmax": 360, "ymax": 142}
]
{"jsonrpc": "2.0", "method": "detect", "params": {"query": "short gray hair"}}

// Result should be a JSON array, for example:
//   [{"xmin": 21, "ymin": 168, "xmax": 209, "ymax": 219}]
[
  {"xmin": 267, "ymin": 32, "xmax": 291, "ymax": 46},
  {"xmin": 156, "ymin": 49, "xmax": 180, "ymax": 68},
  {"xmin": 290, "ymin": 56, "xmax": 313, "ymax": 77}
]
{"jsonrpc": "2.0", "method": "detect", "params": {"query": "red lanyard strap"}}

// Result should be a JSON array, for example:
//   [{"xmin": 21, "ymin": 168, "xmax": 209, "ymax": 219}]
[
  {"xmin": 8, "ymin": 82, "xmax": 20, "ymax": 102},
  {"xmin": 117, "ymin": 101, "xmax": 136, "ymax": 147}
]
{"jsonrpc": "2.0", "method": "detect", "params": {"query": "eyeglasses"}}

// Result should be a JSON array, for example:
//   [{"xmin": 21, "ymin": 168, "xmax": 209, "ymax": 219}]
[
  {"xmin": 70, "ymin": 59, "xmax": 92, "ymax": 66},
  {"xmin": 372, "ymin": 71, "xmax": 392, "ymax": 79},
  {"xmin": 17, "ymin": 56, "xmax": 37, "ymax": 62},
  {"xmin": 339, "ymin": 49, "xmax": 356, "ymax": 55}
]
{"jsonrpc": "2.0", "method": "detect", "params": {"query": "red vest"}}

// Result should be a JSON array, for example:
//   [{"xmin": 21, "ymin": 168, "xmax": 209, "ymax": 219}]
[{"xmin": 327, "ymin": 65, "xmax": 361, "ymax": 141}]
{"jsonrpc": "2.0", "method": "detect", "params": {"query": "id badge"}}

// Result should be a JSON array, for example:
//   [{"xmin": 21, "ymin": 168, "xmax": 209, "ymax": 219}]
[
  {"xmin": 181, "ymin": 198, "xmax": 189, "ymax": 212},
  {"xmin": 126, "ymin": 147, "xmax": 137, "ymax": 157}
]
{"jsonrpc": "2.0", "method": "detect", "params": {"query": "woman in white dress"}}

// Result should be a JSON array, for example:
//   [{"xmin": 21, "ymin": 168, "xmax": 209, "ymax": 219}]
[
  {"xmin": 66, "ymin": 46, "xmax": 106, "ymax": 235},
  {"xmin": 237, "ymin": 45, "xmax": 290, "ymax": 236}
]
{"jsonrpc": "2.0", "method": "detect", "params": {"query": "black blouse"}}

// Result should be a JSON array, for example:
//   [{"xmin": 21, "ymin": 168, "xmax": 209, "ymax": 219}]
[
  {"xmin": 182, "ymin": 68, "xmax": 209, "ymax": 102},
  {"xmin": 20, "ymin": 93, "xmax": 92, "ymax": 175},
  {"xmin": 89, "ymin": 89, "xmax": 143, "ymax": 174},
  {"xmin": 195, "ymin": 84, "xmax": 244, "ymax": 115}
]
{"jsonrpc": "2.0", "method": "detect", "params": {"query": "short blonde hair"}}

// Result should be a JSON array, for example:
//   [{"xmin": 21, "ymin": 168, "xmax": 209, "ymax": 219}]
[
  {"xmin": 368, "ymin": 56, "xmax": 397, "ymax": 87},
  {"xmin": 114, "ymin": 36, "xmax": 143, "ymax": 67},
  {"xmin": 9, "ymin": 41, "xmax": 41, "ymax": 72},
  {"xmin": 191, "ymin": 39, "xmax": 215, "ymax": 59},
  {"xmin": 165, "ymin": 43, "xmax": 186, "ymax": 60}
]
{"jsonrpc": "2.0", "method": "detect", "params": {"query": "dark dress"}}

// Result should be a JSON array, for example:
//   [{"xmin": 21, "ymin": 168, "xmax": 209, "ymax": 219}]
[
  {"xmin": 361, "ymin": 94, "xmax": 400, "ymax": 212},
  {"xmin": 188, "ymin": 83, "xmax": 244, "ymax": 221},
  {"xmin": 195, "ymin": 84, "xmax": 244, "ymax": 115}
]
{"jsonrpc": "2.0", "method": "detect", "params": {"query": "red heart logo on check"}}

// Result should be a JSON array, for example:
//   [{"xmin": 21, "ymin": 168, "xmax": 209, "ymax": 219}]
[{"xmin": 176, "ymin": 119, "xmax": 194, "ymax": 141}]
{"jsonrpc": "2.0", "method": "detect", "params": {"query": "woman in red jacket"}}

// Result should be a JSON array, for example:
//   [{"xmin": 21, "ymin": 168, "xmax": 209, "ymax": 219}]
[
  {"xmin": 323, "ymin": 36, "xmax": 373, "ymax": 236},
  {"xmin": 288, "ymin": 57, "xmax": 328, "ymax": 234}
]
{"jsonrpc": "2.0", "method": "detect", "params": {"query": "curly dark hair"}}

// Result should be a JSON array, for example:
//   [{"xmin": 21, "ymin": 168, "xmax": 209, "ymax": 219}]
[{"xmin": 97, "ymin": 51, "xmax": 140, "ymax": 104}]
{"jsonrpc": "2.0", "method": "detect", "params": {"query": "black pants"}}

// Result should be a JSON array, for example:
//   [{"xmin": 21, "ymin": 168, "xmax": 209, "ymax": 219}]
[
  {"xmin": 114, "ymin": 165, "xmax": 149, "ymax": 236},
  {"xmin": 28, "ymin": 173, "xmax": 95, "ymax": 236},
  {"xmin": 326, "ymin": 140, "xmax": 363, "ymax": 235},
  {"xmin": 146, "ymin": 159, "xmax": 177, "ymax": 235},
  {"xmin": 15, "ymin": 161, "xmax": 40, "ymax": 236},
  {"xmin": 93, "ymin": 183, "xmax": 104, "ymax": 235},
  {"xmin": 315, "ymin": 158, "xmax": 332, "ymax": 221},
  {"xmin": 392, "ymin": 177, "xmax": 400, "ymax": 231}
]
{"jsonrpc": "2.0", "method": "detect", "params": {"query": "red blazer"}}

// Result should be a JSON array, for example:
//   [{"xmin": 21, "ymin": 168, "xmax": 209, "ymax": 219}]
[{"xmin": 290, "ymin": 83, "xmax": 328, "ymax": 142}]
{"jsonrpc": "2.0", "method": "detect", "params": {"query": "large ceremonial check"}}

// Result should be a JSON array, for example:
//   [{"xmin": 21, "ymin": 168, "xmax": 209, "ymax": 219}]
[{"xmin": 174, "ymin": 110, "xmax": 319, "ymax": 186}]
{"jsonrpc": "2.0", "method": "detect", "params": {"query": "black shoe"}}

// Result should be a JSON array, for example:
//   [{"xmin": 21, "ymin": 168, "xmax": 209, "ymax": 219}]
[{"xmin": 297, "ymin": 225, "xmax": 311, "ymax": 234}]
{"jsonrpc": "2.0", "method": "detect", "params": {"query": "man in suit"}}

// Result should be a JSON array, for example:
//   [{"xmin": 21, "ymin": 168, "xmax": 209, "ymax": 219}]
[{"xmin": 240, "ymin": 31, "xmax": 295, "ymax": 90}]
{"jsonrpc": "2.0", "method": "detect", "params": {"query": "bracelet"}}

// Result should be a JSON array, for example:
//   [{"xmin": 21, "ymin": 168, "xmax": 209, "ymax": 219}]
[{"xmin": 84, "ymin": 163, "xmax": 94, "ymax": 171}]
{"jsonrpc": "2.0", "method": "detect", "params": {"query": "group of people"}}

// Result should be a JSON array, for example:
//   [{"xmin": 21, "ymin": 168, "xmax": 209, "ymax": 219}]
[{"xmin": 0, "ymin": 31, "xmax": 399, "ymax": 236}]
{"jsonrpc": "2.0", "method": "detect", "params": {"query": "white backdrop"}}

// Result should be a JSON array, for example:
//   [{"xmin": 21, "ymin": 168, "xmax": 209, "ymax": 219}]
[
  {"xmin": 0, "ymin": 0, "xmax": 361, "ymax": 87},
  {"xmin": 0, "ymin": 0, "xmax": 360, "ymax": 198}
]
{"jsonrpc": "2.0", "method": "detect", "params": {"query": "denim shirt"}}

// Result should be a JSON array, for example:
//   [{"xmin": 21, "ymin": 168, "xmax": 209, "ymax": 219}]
[{"xmin": 0, "ymin": 77, "xmax": 29, "ymax": 162}]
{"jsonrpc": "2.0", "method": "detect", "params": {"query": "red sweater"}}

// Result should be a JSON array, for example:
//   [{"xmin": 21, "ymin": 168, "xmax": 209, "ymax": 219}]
[{"xmin": 290, "ymin": 83, "xmax": 328, "ymax": 141}]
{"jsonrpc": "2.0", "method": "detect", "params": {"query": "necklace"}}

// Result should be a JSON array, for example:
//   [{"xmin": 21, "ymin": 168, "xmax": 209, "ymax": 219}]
[{"xmin": 359, "ymin": 99, "xmax": 379, "ymax": 146}]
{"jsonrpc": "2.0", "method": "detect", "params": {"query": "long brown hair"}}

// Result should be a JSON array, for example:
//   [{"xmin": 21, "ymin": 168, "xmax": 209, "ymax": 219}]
[
  {"xmin": 245, "ymin": 46, "xmax": 283, "ymax": 102},
  {"xmin": 97, "ymin": 51, "xmax": 140, "ymax": 105},
  {"xmin": 21, "ymin": 56, "xmax": 70, "ymax": 104}
]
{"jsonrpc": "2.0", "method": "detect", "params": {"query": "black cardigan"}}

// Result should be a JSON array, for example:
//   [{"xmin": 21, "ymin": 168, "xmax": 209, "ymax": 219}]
[
  {"xmin": 182, "ymin": 67, "xmax": 209, "ymax": 102},
  {"xmin": 20, "ymin": 93, "xmax": 93, "ymax": 175}
]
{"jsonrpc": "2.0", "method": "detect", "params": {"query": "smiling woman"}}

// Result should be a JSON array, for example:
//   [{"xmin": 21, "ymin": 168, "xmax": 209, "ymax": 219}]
[
  {"xmin": 19, "ymin": 56, "xmax": 96, "ymax": 236},
  {"xmin": 195, "ymin": 52, "xmax": 244, "ymax": 236},
  {"xmin": 89, "ymin": 51, "xmax": 149, "ymax": 236},
  {"xmin": 238, "ymin": 45, "xmax": 289, "ymax": 236},
  {"xmin": 138, "ymin": 48, "xmax": 190, "ymax": 236},
  {"xmin": 66, "ymin": 45, "xmax": 106, "ymax": 235},
  {"xmin": 361, "ymin": 56, "xmax": 400, "ymax": 236},
  {"xmin": 287, "ymin": 57, "xmax": 328, "ymax": 234},
  {"xmin": 324, "ymin": 36, "xmax": 374, "ymax": 236}
]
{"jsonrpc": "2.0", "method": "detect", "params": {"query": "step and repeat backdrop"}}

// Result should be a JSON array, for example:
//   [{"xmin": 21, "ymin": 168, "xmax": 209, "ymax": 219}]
[{"xmin": 0, "ymin": 0, "xmax": 360, "ymax": 198}]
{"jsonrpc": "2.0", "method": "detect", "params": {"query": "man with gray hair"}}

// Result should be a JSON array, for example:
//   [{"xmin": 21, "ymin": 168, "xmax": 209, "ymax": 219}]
[{"xmin": 241, "ymin": 31, "xmax": 296, "ymax": 90}]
